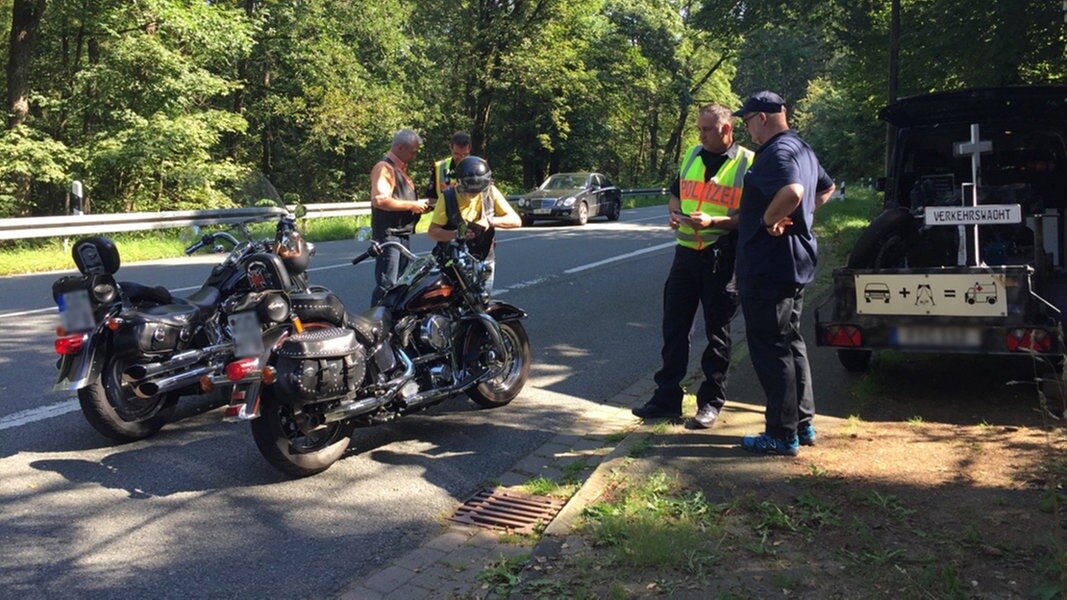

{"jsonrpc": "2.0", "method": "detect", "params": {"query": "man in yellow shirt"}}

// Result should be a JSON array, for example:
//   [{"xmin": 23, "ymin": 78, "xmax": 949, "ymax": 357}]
[{"xmin": 427, "ymin": 156, "xmax": 522, "ymax": 292}]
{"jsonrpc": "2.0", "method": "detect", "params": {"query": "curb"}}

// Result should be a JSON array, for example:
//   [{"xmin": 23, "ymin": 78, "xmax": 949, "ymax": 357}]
[{"xmin": 335, "ymin": 332, "xmax": 724, "ymax": 599}]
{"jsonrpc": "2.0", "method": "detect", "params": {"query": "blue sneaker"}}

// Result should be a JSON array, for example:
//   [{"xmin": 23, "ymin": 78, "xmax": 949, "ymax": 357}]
[
  {"xmin": 741, "ymin": 433, "xmax": 799, "ymax": 456},
  {"xmin": 798, "ymin": 422, "xmax": 816, "ymax": 447}
]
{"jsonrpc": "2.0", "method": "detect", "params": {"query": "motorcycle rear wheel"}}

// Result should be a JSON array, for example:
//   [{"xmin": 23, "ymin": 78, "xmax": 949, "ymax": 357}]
[
  {"xmin": 251, "ymin": 392, "xmax": 353, "ymax": 478},
  {"xmin": 465, "ymin": 320, "xmax": 531, "ymax": 408},
  {"xmin": 77, "ymin": 355, "xmax": 179, "ymax": 443}
]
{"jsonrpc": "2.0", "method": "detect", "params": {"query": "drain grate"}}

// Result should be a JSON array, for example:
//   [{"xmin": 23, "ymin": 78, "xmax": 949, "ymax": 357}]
[{"xmin": 449, "ymin": 487, "xmax": 567, "ymax": 534}]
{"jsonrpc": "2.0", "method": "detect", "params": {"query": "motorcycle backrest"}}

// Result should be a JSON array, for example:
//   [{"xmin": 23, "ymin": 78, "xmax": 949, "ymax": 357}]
[{"xmin": 72, "ymin": 237, "xmax": 120, "ymax": 275}]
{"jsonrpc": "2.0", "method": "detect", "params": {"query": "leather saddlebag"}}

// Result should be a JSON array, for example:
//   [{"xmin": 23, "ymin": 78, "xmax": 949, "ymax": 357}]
[{"xmin": 274, "ymin": 327, "xmax": 367, "ymax": 404}]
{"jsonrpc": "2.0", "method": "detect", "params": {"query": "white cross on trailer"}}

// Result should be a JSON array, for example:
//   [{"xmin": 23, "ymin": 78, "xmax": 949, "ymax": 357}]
[{"xmin": 854, "ymin": 273, "xmax": 1008, "ymax": 317}]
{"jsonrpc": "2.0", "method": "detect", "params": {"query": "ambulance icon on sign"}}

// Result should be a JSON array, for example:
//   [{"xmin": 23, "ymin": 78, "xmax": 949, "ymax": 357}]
[{"xmin": 965, "ymin": 282, "xmax": 997, "ymax": 305}]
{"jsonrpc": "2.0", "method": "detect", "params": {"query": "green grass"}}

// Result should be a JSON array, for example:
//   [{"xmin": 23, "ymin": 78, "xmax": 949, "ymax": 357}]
[{"xmin": 578, "ymin": 471, "xmax": 726, "ymax": 570}]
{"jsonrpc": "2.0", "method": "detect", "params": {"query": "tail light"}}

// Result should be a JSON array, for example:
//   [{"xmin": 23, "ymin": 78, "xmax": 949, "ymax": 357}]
[
  {"xmin": 225, "ymin": 358, "xmax": 259, "ymax": 382},
  {"xmin": 1006, "ymin": 328, "xmax": 1053, "ymax": 353},
  {"xmin": 55, "ymin": 334, "xmax": 86, "ymax": 355},
  {"xmin": 821, "ymin": 325, "xmax": 862, "ymax": 347}
]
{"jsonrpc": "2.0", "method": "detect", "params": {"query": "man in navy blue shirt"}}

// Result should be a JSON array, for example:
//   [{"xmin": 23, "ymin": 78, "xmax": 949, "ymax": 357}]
[{"xmin": 733, "ymin": 91, "xmax": 835, "ymax": 456}]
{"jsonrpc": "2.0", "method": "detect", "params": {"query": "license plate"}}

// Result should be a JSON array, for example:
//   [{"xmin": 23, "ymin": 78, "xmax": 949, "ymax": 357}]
[
  {"xmin": 533, "ymin": 208, "xmax": 552, "ymax": 215},
  {"xmin": 228, "ymin": 311, "xmax": 263, "ymax": 358},
  {"xmin": 58, "ymin": 290, "xmax": 95, "ymax": 332},
  {"xmin": 892, "ymin": 325, "xmax": 982, "ymax": 349}
]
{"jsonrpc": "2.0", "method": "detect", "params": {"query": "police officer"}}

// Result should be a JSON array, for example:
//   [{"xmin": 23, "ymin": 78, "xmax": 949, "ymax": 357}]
[
  {"xmin": 632, "ymin": 103, "xmax": 754, "ymax": 429},
  {"xmin": 425, "ymin": 131, "xmax": 472, "ymax": 207},
  {"xmin": 369, "ymin": 128, "xmax": 432, "ymax": 304}
]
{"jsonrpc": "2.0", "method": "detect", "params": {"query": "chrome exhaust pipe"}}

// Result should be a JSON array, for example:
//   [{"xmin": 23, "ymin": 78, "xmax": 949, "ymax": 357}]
[
  {"xmin": 322, "ymin": 349, "xmax": 416, "ymax": 423},
  {"xmin": 134, "ymin": 364, "xmax": 216, "ymax": 398},
  {"xmin": 123, "ymin": 343, "xmax": 229, "ymax": 383}
]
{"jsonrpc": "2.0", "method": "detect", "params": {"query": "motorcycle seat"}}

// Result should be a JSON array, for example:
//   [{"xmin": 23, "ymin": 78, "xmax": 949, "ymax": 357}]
[
  {"xmin": 119, "ymin": 281, "xmax": 173, "ymax": 305},
  {"xmin": 130, "ymin": 303, "xmax": 201, "ymax": 326},
  {"xmin": 346, "ymin": 306, "xmax": 387, "ymax": 344},
  {"xmin": 180, "ymin": 286, "xmax": 221, "ymax": 319}
]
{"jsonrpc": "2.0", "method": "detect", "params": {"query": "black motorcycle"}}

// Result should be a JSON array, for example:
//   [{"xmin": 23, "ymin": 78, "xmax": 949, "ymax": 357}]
[
  {"xmin": 225, "ymin": 229, "xmax": 531, "ymax": 477},
  {"xmin": 50, "ymin": 207, "xmax": 314, "ymax": 442}
]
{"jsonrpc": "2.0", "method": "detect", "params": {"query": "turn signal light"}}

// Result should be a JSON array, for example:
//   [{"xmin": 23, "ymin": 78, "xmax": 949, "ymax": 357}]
[
  {"xmin": 261, "ymin": 366, "xmax": 277, "ymax": 385},
  {"xmin": 106, "ymin": 317, "xmax": 123, "ymax": 331},
  {"xmin": 822, "ymin": 325, "xmax": 862, "ymax": 347},
  {"xmin": 225, "ymin": 358, "xmax": 259, "ymax": 382},
  {"xmin": 54, "ymin": 334, "xmax": 86, "ymax": 355},
  {"xmin": 55, "ymin": 325, "xmax": 67, "ymax": 337},
  {"xmin": 199, "ymin": 374, "xmax": 214, "ymax": 393},
  {"xmin": 1006, "ymin": 328, "xmax": 1053, "ymax": 353}
]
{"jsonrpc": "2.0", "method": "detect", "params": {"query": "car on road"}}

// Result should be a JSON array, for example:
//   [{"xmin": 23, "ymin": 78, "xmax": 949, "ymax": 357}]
[{"xmin": 512, "ymin": 172, "xmax": 622, "ymax": 226}]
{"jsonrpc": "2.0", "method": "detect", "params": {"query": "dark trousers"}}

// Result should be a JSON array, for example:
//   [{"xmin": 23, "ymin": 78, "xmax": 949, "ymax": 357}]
[
  {"xmin": 651, "ymin": 241, "xmax": 738, "ymax": 412},
  {"xmin": 739, "ymin": 282, "xmax": 815, "ymax": 440},
  {"xmin": 371, "ymin": 235, "xmax": 411, "ymax": 305}
]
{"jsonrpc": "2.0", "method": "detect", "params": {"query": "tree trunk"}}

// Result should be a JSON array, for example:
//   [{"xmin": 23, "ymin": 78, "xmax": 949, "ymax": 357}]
[{"xmin": 7, "ymin": 0, "xmax": 46, "ymax": 127}]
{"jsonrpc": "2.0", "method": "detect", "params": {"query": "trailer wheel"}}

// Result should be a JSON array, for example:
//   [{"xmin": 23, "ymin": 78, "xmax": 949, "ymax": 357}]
[
  {"xmin": 847, "ymin": 208, "xmax": 916, "ymax": 269},
  {"xmin": 837, "ymin": 349, "xmax": 872, "ymax": 372}
]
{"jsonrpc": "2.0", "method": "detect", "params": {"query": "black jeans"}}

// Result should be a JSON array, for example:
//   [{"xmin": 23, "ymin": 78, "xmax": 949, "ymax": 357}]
[
  {"xmin": 738, "ymin": 281, "xmax": 815, "ymax": 440},
  {"xmin": 371, "ymin": 235, "xmax": 410, "ymax": 305},
  {"xmin": 650, "ymin": 240, "xmax": 739, "ymax": 412}
]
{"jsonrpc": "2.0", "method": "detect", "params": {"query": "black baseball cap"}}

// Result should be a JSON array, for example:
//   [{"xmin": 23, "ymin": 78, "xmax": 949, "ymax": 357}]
[
  {"xmin": 451, "ymin": 131, "xmax": 471, "ymax": 146},
  {"xmin": 732, "ymin": 91, "xmax": 786, "ymax": 117}
]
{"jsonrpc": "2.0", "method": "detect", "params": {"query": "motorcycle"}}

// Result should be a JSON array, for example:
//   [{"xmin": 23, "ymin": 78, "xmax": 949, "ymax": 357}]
[
  {"xmin": 225, "ymin": 225, "xmax": 531, "ymax": 477},
  {"xmin": 50, "ymin": 205, "xmax": 315, "ymax": 442}
]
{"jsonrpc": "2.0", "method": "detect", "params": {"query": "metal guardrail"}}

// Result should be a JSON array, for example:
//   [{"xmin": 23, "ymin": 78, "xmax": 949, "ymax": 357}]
[
  {"xmin": 1, "ymin": 187, "xmax": 667, "ymax": 241},
  {"xmin": 0, "ymin": 202, "xmax": 370, "ymax": 241}
]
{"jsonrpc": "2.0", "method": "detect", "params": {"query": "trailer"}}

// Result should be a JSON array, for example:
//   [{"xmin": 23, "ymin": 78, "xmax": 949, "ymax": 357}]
[{"xmin": 815, "ymin": 86, "xmax": 1067, "ymax": 372}]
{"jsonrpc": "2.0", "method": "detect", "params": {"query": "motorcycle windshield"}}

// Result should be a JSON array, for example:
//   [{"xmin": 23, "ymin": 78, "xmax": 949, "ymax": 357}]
[{"xmin": 395, "ymin": 254, "xmax": 436, "ymax": 288}]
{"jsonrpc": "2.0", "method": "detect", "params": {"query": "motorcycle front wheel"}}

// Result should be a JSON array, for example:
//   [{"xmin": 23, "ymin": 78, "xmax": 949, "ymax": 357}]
[
  {"xmin": 464, "ymin": 320, "xmax": 531, "ymax": 408},
  {"xmin": 250, "ymin": 391, "xmax": 353, "ymax": 478},
  {"xmin": 77, "ymin": 354, "xmax": 179, "ymax": 443}
]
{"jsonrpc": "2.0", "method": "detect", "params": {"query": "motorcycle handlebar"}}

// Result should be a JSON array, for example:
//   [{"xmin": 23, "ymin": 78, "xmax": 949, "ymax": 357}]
[
  {"xmin": 184, "ymin": 231, "xmax": 243, "ymax": 256},
  {"xmin": 352, "ymin": 240, "xmax": 419, "ymax": 265}
]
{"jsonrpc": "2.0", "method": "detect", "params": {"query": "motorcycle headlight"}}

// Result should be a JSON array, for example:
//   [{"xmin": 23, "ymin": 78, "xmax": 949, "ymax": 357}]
[{"xmin": 560, "ymin": 196, "xmax": 575, "ymax": 207}]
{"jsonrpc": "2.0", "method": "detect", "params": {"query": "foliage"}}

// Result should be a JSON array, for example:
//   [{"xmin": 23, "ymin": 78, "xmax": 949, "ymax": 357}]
[{"xmin": 1, "ymin": 0, "xmax": 1064, "ymax": 215}]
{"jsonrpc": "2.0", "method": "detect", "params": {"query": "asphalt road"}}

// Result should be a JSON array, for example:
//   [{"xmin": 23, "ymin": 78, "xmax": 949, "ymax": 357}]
[{"xmin": 0, "ymin": 206, "xmax": 678, "ymax": 599}]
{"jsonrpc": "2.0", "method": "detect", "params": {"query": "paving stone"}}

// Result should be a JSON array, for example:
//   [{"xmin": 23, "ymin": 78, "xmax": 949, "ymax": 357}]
[
  {"xmin": 394, "ymin": 546, "xmax": 447, "ymax": 572},
  {"xmin": 510, "ymin": 455, "xmax": 551, "ymax": 476},
  {"xmin": 383, "ymin": 584, "xmax": 430, "ymax": 600},
  {"xmin": 407, "ymin": 565, "xmax": 464, "ymax": 592},
  {"xmin": 363, "ymin": 566, "xmax": 416, "ymax": 595},
  {"xmin": 339, "ymin": 585, "xmax": 385, "ymax": 600},
  {"xmin": 442, "ymin": 545, "xmax": 494, "ymax": 571},
  {"xmin": 465, "ymin": 529, "xmax": 503, "ymax": 550},
  {"xmin": 531, "ymin": 441, "xmax": 569, "ymax": 460},
  {"xmin": 423, "ymin": 530, "xmax": 471, "ymax": 552},
  {"xmin": 494, "ymin": 471, "xmax": 529, "ymax": 487}
]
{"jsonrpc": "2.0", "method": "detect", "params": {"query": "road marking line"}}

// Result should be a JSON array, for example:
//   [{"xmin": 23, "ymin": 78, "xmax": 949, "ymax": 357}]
[
  {"xmin": 0, "ymin": 398, "xmax": 80, "ymax": 431},
  {"xmin": 564, "ymin": 242, "xmax": 675, "ymax": 275}
]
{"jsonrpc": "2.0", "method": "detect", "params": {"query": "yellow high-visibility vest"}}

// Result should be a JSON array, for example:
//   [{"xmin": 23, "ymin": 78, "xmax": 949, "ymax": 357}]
[{"xmin": 675, "ymin": 144, "xmax": 753, "ymax": 250}]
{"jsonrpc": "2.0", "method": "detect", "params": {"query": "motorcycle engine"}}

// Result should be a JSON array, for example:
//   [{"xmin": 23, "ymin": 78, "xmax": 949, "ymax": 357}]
[{"xmin": 417, "ymin": 314, "xmax": 454, "ymax": 352}]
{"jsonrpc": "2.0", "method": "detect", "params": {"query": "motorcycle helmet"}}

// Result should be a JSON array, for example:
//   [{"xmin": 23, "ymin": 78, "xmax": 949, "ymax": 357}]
[
  {"xmin": 456, "ymin": 156, "xmax": 492, "ymax": 194},
  {"xmin": 276, "ymin": 230, "xmax": 310, "ymax": 275}
]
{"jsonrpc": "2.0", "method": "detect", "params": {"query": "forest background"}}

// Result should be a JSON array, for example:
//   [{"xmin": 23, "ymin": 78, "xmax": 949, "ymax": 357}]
[{"xmin": 0, "ymin": 0, "xmax": 1064, "ymax": 218}]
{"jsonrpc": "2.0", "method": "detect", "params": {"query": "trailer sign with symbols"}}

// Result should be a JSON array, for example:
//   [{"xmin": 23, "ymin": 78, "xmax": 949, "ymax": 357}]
[
  {"xmin": 854, "ymin": 273, "xmax": 1008, "ymax": 317},
  {"xmin": 923, "ymin": 204, "xmax": 1021, "ymax": 226}
]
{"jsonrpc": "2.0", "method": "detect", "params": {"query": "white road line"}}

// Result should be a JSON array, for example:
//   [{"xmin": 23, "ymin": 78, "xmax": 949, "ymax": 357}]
[
  {"xmin": 0, "ymin": 398, "xmax": 80, "ymax": 431},
  {"xmin": 564, "ymin": 242, "xmax": 675, "ymax": 275},
  {"xmin": 0, "ymin": 211, "xmax": 671, "ymax": 320}
]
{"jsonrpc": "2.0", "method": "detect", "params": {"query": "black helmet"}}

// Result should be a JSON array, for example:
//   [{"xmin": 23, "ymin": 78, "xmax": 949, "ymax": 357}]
[{"xmin": 456, "ymin": 156, "xmax": 492, "ymax": 193}]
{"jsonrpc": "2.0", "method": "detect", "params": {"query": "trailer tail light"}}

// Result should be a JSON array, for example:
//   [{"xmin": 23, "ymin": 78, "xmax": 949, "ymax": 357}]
[
  {"xmin": 226, "ymin": 358, "xmax": 259, "ymax": 382},
  {"xmin": 1006, "ymin": 328, "xmax": 1053, "ymax": 353},
  {"xmin": 822, "ymin": 325, "xmax": 862, "ymax": 347},
  {"xmin": 54, "ymin": 334, "xmax": 86, "ymax": 355}
]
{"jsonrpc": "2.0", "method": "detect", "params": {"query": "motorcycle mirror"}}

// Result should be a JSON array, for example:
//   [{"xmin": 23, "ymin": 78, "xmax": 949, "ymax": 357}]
[
  {"xmin": 457, "ymin": 221, "xmax": 468, "ymax": 241},
  {"xmin": 179, "ymin": 225, "xmax": 200, "ymax": 243},
  {"xmin": 355, "ymin": 226, "xmax": 372, "ymax": 241},
  {"xmin": 293, "ymin": 204, "xmax": 307, "ymax": 218}
]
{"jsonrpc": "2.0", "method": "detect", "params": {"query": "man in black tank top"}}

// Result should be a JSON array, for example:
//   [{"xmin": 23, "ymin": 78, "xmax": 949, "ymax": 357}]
[{"xmin": 369, "ymin": 128, "xmax": 432, "ymax": 304}]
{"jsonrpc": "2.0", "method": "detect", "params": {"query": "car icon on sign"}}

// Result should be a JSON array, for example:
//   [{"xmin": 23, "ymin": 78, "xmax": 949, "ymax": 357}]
[{"xmin": 864, "ymin": 282, "xmax": 891, "ymax": 303}]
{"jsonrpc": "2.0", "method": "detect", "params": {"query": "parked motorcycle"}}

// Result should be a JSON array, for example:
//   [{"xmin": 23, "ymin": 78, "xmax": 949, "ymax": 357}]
[
  {"xmin": 225, "ymin": 227, "xmax": 531, "ymax": 477},
  {"xmin": 50, "ymin": 205, "xmax": 314, "ymax": 442}
]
